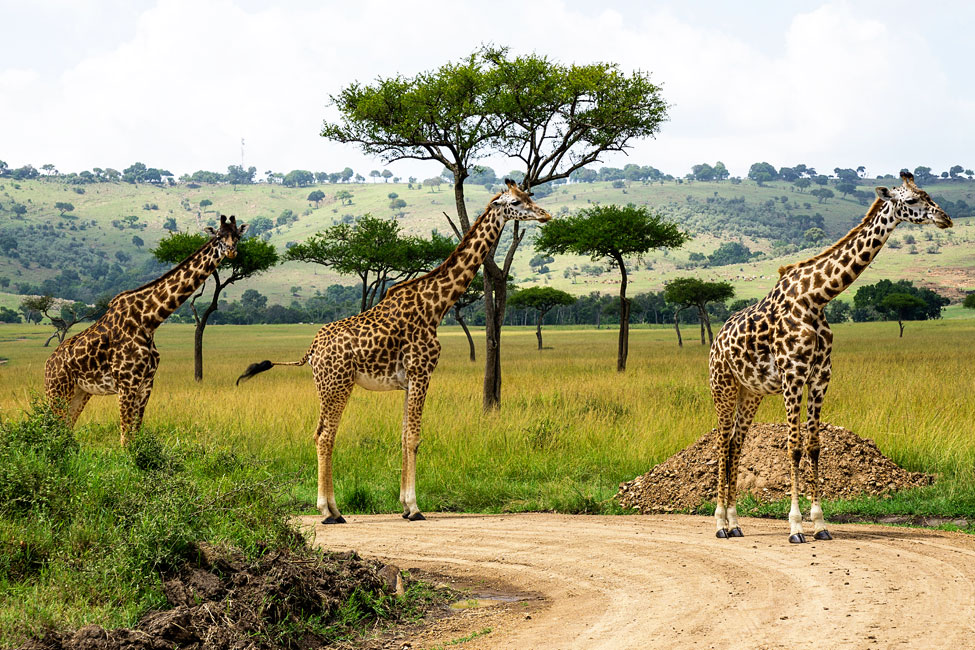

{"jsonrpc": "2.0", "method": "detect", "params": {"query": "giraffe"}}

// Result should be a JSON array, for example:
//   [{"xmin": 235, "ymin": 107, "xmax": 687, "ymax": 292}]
[
  {"xmin": 44, "ymin": 215, "xmax": 248, "ymax": 444},
  {"xmin": 236, "ymin": 179, "xmax": 551, "ymax": 524},
  {"xmin": 708, "ymin": 171, "xmax": 951, "ymax": 543}
]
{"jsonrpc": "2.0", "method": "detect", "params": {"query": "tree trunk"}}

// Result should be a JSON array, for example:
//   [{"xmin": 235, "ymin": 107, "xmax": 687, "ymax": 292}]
[
  {"xmin": 536, "ymin": 311, "xmax": 543, "ymax": 350},
  {"xmin": 674, "ymin": 307, "xmax": 686, "ymax": 347},
  {"xmin": 615, "ymin": 255, "xmax": 630, "ymax": 372},
  {"xmin": 455, "ymin": 306, "xmax": 476, "ymax": 362},
  {"xmin": 898, "ymin": 320, "xmax": 905, "ymax": 338},
  {"xmin": 698, "ymin": 306, "xmax": 707, "ymax": 345},
  {"xmin": 192, "ymin": 279, "xmax": 222, "ymax": 382},
  {"xmin": 704, "ymin": 307, "xmax": 715, "ymax": 345},
  {"xmin": 482, "ymin": 259, "xmax": 505, "ymax": 411}
]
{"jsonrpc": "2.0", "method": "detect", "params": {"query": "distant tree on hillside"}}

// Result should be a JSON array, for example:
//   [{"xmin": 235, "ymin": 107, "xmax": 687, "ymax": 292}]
[
  {"xmin": 335, "ymin": 190, "xmax": 353, "ymax": 205},
  {"xmin": 307, "ymin": 189, "xmax": 326, "ymax": 207},
  {"xmin": 963, "ymin": 293, "xmax": 975, "ymax": 310},
  {"xmin": 54, "ymin": 202, "xmax": 74, "ymax": 215},
  {"xmin": 747, "ymin": 162, "xmax": 778, "ymax": 186}
]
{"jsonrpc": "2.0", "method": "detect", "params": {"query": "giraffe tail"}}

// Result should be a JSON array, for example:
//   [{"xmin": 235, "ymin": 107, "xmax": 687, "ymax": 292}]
[{"xmin": 236, "ymin": 350, "xmax": 311, "ymax": 386}]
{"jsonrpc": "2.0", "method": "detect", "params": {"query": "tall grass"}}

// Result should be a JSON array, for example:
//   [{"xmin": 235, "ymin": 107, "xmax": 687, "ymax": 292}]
[{"xmin": 2, "ymin": 320, "xmax": 973, "ymax": 520}]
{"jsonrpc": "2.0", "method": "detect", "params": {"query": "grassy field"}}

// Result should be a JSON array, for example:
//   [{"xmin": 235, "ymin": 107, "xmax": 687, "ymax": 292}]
[{"xmin": 2, "ymin": 319, "xmax": 974, "ymax": 523}]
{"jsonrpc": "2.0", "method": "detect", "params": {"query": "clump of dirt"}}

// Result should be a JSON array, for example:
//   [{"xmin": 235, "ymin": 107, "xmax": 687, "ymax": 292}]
[
  {"xmin": 617, "ymin": 422, "xmax": 933, "ymax": 514},
  {"xmin": 21, "ymin": 543, "xmax": 414, "ymax": 650}
]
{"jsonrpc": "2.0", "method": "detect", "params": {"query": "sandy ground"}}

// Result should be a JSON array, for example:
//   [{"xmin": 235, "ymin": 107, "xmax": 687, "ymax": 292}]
[{"xmin": 302, "ymin": 513, "xmax": 975, "ymax": 650}]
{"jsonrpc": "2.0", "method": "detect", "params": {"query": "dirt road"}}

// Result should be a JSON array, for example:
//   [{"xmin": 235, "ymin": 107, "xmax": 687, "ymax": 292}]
[{"xmin": 302, "ymin": 513, "xmax": 975, "ymax": 649}]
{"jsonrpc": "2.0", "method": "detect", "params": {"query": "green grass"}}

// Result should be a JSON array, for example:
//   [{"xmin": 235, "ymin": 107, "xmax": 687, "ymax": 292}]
[
  {"xmin": 2, "ymin": 319, "xmax": 975, "ymax": 640},
  {"xmin": 2, "ymin": 319, "xmax": 973, "ymax": 523}
]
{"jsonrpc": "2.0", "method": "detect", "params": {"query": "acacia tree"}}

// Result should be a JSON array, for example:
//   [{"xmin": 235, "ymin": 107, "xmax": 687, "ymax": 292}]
[
  {"xmin": 322, "ymin": 46, "xmax": 667, "ymax": 409},
  {"xmin": 152, "ymin": 233, "xmax": 278, "ymax": 381},
  {"xmin": 19, "ymin": 295, "xmax": 97, "ymax": 346},
  {"xmin": 880, "ymin": 293, "xmax": 928, "ymax": 337},
  {"xmin": 664, "ymin": 277, "xmax": 735, "ymax": 347},
  {"xmin": 508, "ymin": 286, "xmax": 576, "ymax": 350},
  {"xmin": 285, "ymin": 215, "xmax": 455, "ymax": 312},
  {"xmin": 536, "ymin": 205, "xmax": 687, "ymax": 370}
]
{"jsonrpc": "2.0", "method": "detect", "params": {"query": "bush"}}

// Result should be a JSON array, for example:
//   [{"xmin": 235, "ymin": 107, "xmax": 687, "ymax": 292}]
[{"xmin": 0, "ymin": 403, "xmax": 303, "ymax": 643}]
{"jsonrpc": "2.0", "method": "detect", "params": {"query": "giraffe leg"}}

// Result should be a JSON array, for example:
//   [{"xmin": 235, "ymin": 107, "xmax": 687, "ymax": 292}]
[
  {"xmin": 709, "ymin": 370, "xmax": 737, "ymax": 538},
  {"xmin": 726, "ymin": 389, "xmax": 763, "ymax": 537},
  {"xmin": 783, "ymin": 383, "xmax": 807, "ymax": 543},
  {"xmin": 68, "ymin": 387, "xmax": 93, "ymax": 426},
  {"xmin": 807, "ymin": 380, "xmax": 832, "ymax": 540},
  {"xmin": 400, "ymin": 376, "xmax": 430, "ymax": 521},
  {"xmin": 118, "ymin": 390, "xmax": 143, "ymax": 445},
  {"xmin": 314, "ymin": 384, "xmax": 352, "ymax": 524}
]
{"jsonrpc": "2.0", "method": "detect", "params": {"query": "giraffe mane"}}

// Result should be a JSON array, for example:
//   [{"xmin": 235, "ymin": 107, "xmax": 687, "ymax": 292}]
[
  {"xmin": 777, "ymin": 198, "xmax": 885, "ymax": 278},
  {"xmin": 111, "ymin": 235, "xmax": 220, "ymax": 303},
  {"xmin": 385, "ymin": 204, "xmax": 493, "ymax": 299}
]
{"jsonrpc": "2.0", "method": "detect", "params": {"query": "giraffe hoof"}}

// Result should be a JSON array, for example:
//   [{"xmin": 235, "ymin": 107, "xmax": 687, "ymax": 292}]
[
  {"xmin": 729, "ymin": 527, "xmax": 744, "ymax": 537},
  {"xmin": 402, "ymin": 513, "xmax": 410, "ymax": 519},
  {"xmin": 407, "ymin": 512, "xmax": 426, "ymax": 521},
  {"xmin": 716, "ymin": 529, "xmax": 730, "ymax": 539},
  {"xmin": 814, "ymin": 529, "xmax": 833, "ymax": 541},
  {"xmin": 789, "ymin": 533, "xmax": 807, "ymax": 544},
  {"xmin": 322, "ymin": 515, "xmax": 346, "ymax": 525}
]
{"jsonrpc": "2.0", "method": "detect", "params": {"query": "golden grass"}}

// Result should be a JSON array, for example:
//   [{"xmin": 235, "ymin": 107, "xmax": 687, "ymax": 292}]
[{"xmin": 2, "ymin": 319, "xmax": 973, "ymax": 513}]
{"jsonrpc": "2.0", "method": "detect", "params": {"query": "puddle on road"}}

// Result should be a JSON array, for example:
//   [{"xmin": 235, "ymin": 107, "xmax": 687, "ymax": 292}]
[{"xmin": 449, "ymin": 593, "xmax": 529, "ymax": 610}]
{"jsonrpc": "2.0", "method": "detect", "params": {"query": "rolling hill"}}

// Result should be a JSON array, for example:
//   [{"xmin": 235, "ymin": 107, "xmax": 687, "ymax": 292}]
[{"xmin": 1, "ymin": 174, "xmax": 972, "ymax": 308}]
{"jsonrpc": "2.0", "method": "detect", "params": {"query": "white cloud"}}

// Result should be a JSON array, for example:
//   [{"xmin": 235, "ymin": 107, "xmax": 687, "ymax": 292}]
[{"xmin": 0, "ymin": 0, "xmax": 971, "ymax": 179}]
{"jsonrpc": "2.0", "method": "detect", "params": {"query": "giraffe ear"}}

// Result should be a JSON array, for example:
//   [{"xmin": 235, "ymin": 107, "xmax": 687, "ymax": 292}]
[
  {"xmin": 203, "ymin": 226, "xmax": 218, "ymax": 236},
  {"xmin": 237, "ymin": 223, "xmax": 249, "ymax": 235},
  {"xmin": 875, "ymin": 187, "xmax": 892, "ymax": 201}
]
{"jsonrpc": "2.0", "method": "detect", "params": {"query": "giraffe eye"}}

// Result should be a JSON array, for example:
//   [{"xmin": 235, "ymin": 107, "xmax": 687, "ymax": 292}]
[
  {"xmin": 905, "ymin": 198, "xmax": 918, "ymax": 205},
  {"xmin": 511, "ymin": 200, "xmax": 521, "ymax": 206}
]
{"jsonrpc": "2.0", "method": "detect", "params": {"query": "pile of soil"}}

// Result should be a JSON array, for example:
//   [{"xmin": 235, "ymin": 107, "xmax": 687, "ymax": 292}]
[
  {"xmin": 616, "ymin": 422, "xmax": 933, "ymax": 514},
  {"xmin": 21, "ymin": 543, "xmax": 411, "ymax": 650}
]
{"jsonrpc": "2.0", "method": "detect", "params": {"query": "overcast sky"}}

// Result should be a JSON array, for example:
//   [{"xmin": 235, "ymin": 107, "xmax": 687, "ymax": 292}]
[{"xmin": 2, "ymin": 0, "xmax": 973, "ymax": 181}]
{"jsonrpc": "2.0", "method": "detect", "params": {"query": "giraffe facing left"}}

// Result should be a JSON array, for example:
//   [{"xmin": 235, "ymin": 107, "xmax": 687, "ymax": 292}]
[{"xmin": 44, "ymin": 214, "xmax": 248, "ymax": 443}]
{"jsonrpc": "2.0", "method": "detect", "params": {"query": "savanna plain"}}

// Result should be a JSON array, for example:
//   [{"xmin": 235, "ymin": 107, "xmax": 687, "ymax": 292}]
[{"xmin": 2, "ymin": 319, "xmax": 975, "ymax": 646}]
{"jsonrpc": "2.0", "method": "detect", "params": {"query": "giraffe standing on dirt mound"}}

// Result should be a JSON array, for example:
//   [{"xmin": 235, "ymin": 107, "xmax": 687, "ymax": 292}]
[
  {"xmin": 708, "ymin": 171, "xmax": 951, "ymax": 543},
  {"xmin": 236, "ymin": 180, "xmax": 551, "ymax": 524},
  {"xmin": 45, "ymin": 215, "xmax": 248, "ymax": 444}
]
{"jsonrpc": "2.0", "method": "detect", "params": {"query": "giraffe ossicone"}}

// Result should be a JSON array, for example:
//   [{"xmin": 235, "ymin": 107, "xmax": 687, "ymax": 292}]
[
  {"xmin": 236, "ymin": 180, "xmax": 552, "ymax": 524},
  {"xmin": 44, "ymin": 215, "xmax": 248, "ymax": 444},
  {"xmin": 708, "ymin": 171, "xmax": 951, "ymax": 543}
]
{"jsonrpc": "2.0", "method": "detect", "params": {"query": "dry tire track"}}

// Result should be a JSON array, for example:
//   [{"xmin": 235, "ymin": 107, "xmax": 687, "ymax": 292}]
[{"xmin": 301, "ymin": 513, "xmax": 975, "ymax": 649}]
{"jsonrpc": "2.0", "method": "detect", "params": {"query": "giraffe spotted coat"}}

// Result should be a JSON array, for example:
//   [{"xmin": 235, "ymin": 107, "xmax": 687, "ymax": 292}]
[
  {"xmin": 708, "ymin": 172, "xmax": 951, "ymax": 543},
  {"xmin": 237, "ymin": 180, "xmax": 551, "ymax": 523},
  {"xmin": 44, "ymin": 215, "xmax": 248, "ymax": 443}
]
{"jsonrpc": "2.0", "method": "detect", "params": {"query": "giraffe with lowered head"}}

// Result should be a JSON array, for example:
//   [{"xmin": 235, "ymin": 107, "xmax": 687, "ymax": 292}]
[
  {"xmin": 236, "ymin": 179, "xmax": 551, "ymax": 523},
  {"xmin": 708, "ymin": 171, "xmax": 951, "ymax": 543},
  {"xmin": 45, "ymin": 215, "xmax": 248, "ymax": 443}
]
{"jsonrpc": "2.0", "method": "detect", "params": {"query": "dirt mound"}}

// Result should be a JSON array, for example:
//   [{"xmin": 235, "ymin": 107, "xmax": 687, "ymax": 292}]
[
  {"xmin": 616, "ymin": 422, "xmax": 933, "ymax": 514},
  {"xmin": 21, "ymin": 543, "xmax": 409, "ymax": 650}
]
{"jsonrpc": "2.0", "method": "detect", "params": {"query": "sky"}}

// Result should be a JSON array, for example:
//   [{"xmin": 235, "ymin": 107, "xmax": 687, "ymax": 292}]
[{"xmin": 2, "ymin": 0, "xmax": 973, "ymax": 182}]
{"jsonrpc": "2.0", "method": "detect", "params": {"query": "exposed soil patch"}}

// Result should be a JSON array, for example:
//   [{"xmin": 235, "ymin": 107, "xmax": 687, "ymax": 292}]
[
  {"xmin": 20, "ymin": 543, "xmax": 425, "ymax": 650},
  {"xmin": 616, "ymin": 422, "xmax": 933, "ymax": 513}
]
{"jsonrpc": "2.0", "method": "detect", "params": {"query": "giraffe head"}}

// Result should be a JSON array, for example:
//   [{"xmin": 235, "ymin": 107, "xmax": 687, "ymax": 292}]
[
  {"xmin": 875, "ymin": 171, "xmax": 952, "ymax": 229},
  {"xmin": 489, "ymin": 178, "xmax": 552, "ymax": 223},
  {"xmin": 203, "ymin": 214, "xmax": 249, "ymax": 259}
]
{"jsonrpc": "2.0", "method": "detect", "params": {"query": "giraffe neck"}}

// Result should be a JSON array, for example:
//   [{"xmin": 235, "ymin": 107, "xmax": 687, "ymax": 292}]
[
  {"xmin": 133, "ymin": 239, "xmax": 224, "ymax": 329},
  {"xmin": 387, "ymin": 207, "xmax": 504, "ymax": 320},
  {"xmin": 778, "ymin": 199, "xmax": 897, "ymax": 305}
]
